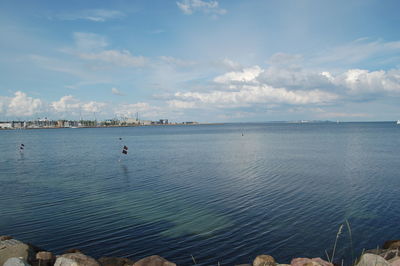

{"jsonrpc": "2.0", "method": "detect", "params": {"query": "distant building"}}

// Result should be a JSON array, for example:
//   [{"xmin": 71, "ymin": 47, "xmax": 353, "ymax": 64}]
[
  {"xmin": 141, "ymin": 120, "xmax": 152, "ymax": 125},
  {"xmin": 36, "ymin": 117, "xmax": 50, "ymax": 127},
  {"xmin": 0, "ymin": 122, "xmax": 12, "ymax": 129},
  {"xmin": 126, "ymin": 118, "xmax": 140, "ymax": 125},
  {"xmin": 12, "ymin": 121, "xmax": 24, "ymax": 128}
]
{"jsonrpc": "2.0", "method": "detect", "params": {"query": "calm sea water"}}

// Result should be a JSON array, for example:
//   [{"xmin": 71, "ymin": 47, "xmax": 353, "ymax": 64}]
[{"xmin": 1, "ymin": 123, "xmax": 399, "ymax": 265}]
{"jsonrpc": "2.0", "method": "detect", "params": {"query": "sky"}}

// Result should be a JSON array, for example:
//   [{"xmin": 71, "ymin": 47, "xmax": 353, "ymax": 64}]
[{"xmin": 0, "ymin": 0, "xmax": 399, "ymax": 122}]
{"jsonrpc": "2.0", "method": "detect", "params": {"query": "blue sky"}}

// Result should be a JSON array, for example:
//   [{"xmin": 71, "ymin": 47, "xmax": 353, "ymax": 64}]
[{"xmin": 0, "ymin": 0, "xmax": 399, "ymax": 122}]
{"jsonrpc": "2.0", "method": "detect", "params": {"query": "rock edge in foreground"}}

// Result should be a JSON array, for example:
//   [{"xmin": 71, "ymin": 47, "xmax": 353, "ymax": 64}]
[{"xmin": 2, "ymin": 236, "xmax": 400, "ymax": 266}]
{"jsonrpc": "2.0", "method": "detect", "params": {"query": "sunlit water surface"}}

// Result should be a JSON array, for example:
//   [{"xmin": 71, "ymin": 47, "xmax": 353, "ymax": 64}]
[{"xmin": 1, "ymin": 123, "xmax": 399, "ymax": 265}]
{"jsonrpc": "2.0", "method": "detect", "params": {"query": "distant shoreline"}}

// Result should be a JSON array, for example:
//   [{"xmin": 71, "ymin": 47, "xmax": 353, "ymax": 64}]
[
  {"xmin": 0, "ymin": 123, "xmax": 225, "ymax": 130},
  {"xmin": 1, "ymin": 120, "xmax": 399, "ymax": 130}
]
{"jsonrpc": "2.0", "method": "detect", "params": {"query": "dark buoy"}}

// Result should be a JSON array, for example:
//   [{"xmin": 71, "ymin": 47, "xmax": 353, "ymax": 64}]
[{"xmin": 122, "ymin": 145, "xmax": 128, "ymax": 155}]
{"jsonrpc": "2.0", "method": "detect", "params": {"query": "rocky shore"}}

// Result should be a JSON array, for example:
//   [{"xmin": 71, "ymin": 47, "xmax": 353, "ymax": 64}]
[{"xmin": 1, "ymin": 235, "xmax": 400, "ymax": 266}]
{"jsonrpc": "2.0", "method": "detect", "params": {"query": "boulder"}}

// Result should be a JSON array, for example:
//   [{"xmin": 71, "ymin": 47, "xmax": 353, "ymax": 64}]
[
  {"xmin": 365, "ymin": 249, "xmax": 399, "ymax": 260},
  {"xmin": 356, "ymin": 254, "xmax": 390, "ymax": 266},
  {"xmin": 389, "ymin": 257, "xmax": 400, "ymax": 266},
  {"xmin": 36, "ymin": 251, "xmax": 53, "ymax": 261},
  {"xmin": 54, "ymin": 253, "xmax": 100, "ymax": 266},
  {"xmin": 291, "ymin": 258, "xmax": 332, "ymax": 266},
  {"xmin": 133, "ymin": 255, "xmax": 176, "ymax": 266},
  {"xmin": 3, "ymin": 257, "xmax": 31, "ymax": 266},
  {"xmin": 383, "ymin": 240, "xmax": 400, "ymax": 250},
  {"xmin": 98, "ymin": 257, "xmax": 134, "ymax": 266},
  {"xmin": 365, "ymin": 249, "xmax": 386, "ymax": 255},
  {"xmin": 0, "ymin": 239, "xmax": 36, "ymax": 266},
  {"xmin": 253, "ymin": 255, "xmax": 276, "ymax": 266},
  {"xmin": 36, "ymin": 251, "xmax": 55, "ymax": 266},
  {"xmin": 0, "ymin": 236, "xmax": 13, "ymax": 241},
  {"xmin": 64, "ymin": 248, "xmax": 84, "ymax": 254}
]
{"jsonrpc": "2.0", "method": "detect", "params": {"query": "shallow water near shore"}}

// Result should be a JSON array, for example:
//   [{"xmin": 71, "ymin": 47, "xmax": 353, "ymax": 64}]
[{"xmin": 1, "ymin": 122, "xmax": 400, "ymax": 265}]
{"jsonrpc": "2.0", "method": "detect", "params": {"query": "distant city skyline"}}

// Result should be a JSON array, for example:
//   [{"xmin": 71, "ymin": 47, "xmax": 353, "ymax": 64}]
[{"xmin": 1, "ymin": 0, "xmax": 399, "ymax": 122}]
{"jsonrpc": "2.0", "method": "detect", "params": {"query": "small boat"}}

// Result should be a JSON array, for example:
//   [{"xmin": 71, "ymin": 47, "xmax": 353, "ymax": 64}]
[{"xmin": 397, "ymin": 120, "xmax": 400, "ymax": 125}]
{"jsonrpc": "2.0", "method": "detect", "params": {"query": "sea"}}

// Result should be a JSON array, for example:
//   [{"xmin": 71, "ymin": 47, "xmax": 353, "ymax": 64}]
[{"xmin": 1, "ymin": 122, "xmax": 399, "ymax": 265}]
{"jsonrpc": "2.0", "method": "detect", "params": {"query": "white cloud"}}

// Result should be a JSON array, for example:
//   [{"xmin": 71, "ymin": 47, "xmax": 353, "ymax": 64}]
[
  {"xmin": 0, "ymin": 96, "xmax": 8, "ymax": 115},
  {"xmin": 321, "ymin": 71, "xmax": 334, "ymax": 82},
  {"xmin": 60, "ymin": 32, "xmax": 148, "ymax": 69},
  {"xmin": 168, "ymin": 64, "xmax": 345, "ymax": 110},
  {"xmin": 77, "ymin": 50, "xmax": 148, "ymax": 67},
  {"xmin": 111, "ymin": 87, "xmax": 124, "ymax": 96},
  {"xmin": 28, "ymin": 54, "xmax": 110, "ymax": 83},
  {"xmin": 177, "ymin": 0, "xmax": 227, "ymax": 16},
  {"xmin": 1, "ymin": 92, "xmax": 107, "ymax": 119},
  {"xmin": 114, "ymin": 102, "xmax": 163, "ymax": 119},
  {"xmin": 167, "ymin": 100, "xmax": 197, "ymax": 109},
  {"xmin": 334, "ymin": 69, "xmax": 400, "ymax": 94},
  {"xmin": 214, "ymin": 66, "xmax": 263, "ymax": 84},
  {"xmin": 258, "ymin": 66, "xmax": 333, "ymax": 90},
  {"xmin": 57, "ymin": 9, "xmax": 125, "ymax": 22},
  {"xmin": 50, "ymin": 95, "xmax": 107, "ymax": 115},
  {"xmin": 51, "ymin": 95, "xmax": 81, "ymax": 113},
  {"xmin": 213, "ymin": 58, "xmax": 242, "ymax": 71},
  {"xmin": 268, "ymin": 53, "xmax": 303, "ymax": 66},
  {"xmin": 6, "ymin": 91, "xmax": 43, "ymax": 117},
  {"xmin": 82, "ymin": 101, "xmax": 107, "ymax": 113},
  {"xmin": 160, "ymin": 56, "xmax": 196, "ymax": 67},
  {"xmin": 316, "ymin": 111, "xmax": 371, "ymax": 118},
  {"xmin": 217, "ymin": 111, "xmax": 255, "ymax": 120},
  {"xmin": 314, "ymin": 38, "xmax": 400, "ymax": 66},
  {"xmin": 252, "ymin": 53, "xmax": 400, "ymax": 96},
  {"xmin": 288, "ymin": 107, "xmax": 371, "ymax": 119},
  {"xmin": 73, "ymin": 32, "xmax": 108, "ymax": 51},
  {"xmin": 174, "ymin": 84, "xmax": 338, "ymax": 107}
]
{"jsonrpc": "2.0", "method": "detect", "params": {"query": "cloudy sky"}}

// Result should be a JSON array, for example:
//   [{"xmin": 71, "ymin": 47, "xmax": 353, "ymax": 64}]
[{"xmin": 1, "ymin": 0, "xmax": 399, "ymax": 122}]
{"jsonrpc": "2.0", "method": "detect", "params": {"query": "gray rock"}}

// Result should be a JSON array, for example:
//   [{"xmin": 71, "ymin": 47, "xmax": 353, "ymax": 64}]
[
  {"xmin": 54, "ymin": 253, "xmax": 100, "ymax": 266},
  {"xmin": 356, "ymin": 254, "xmax": 390, "ymax": 266},
  {"xmin": 290, "ymin": 258, "xmax": 332, "ymax": 266},
  {"xmin": 253, "ymin": 255, "xmax": 276, "ymax": 266},
  {"xmin": 133, "ymin": 255, "xmax": 176, "ymax": 266},
  {"xmin": 365, "ymin": 249, "xmax": 399, "ymax": 261},
  {"xmin": 3, "ymin": 257, "xmax": 31, "ymax": 266},
  {"xmin": 389, "ymin": 256, "xmax": 400, "ymax": 266},
  {"xmin": 36, "ymin": 251, "xmax": 55, "ymax": 266},
  {"xmin": 0, "ymin": 239, "xmax": 35, "ymax": 266},
  {"xmin": 36, "ymin": 251, "xmax": 53, "ymax": 261},
  {"xmin": 98, "ymin": 257, "xmax": 134, "ymax": 266},
  {"xmin": 383, "ymin": 240, "xmax": 400, "ymax": 250},
  {"xmin": 64, "ymin": 249, "xmax": 83, "ymax": 254}
]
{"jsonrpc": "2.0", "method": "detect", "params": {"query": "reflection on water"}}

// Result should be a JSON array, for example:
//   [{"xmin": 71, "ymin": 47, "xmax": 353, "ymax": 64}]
[
  {"xmin": 0, "ymin": 123, "xmax": 400, "ymax": 265},
  {"xmin": 120, "ymin": 164, "xmax": 130, "ymax": 186}
]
